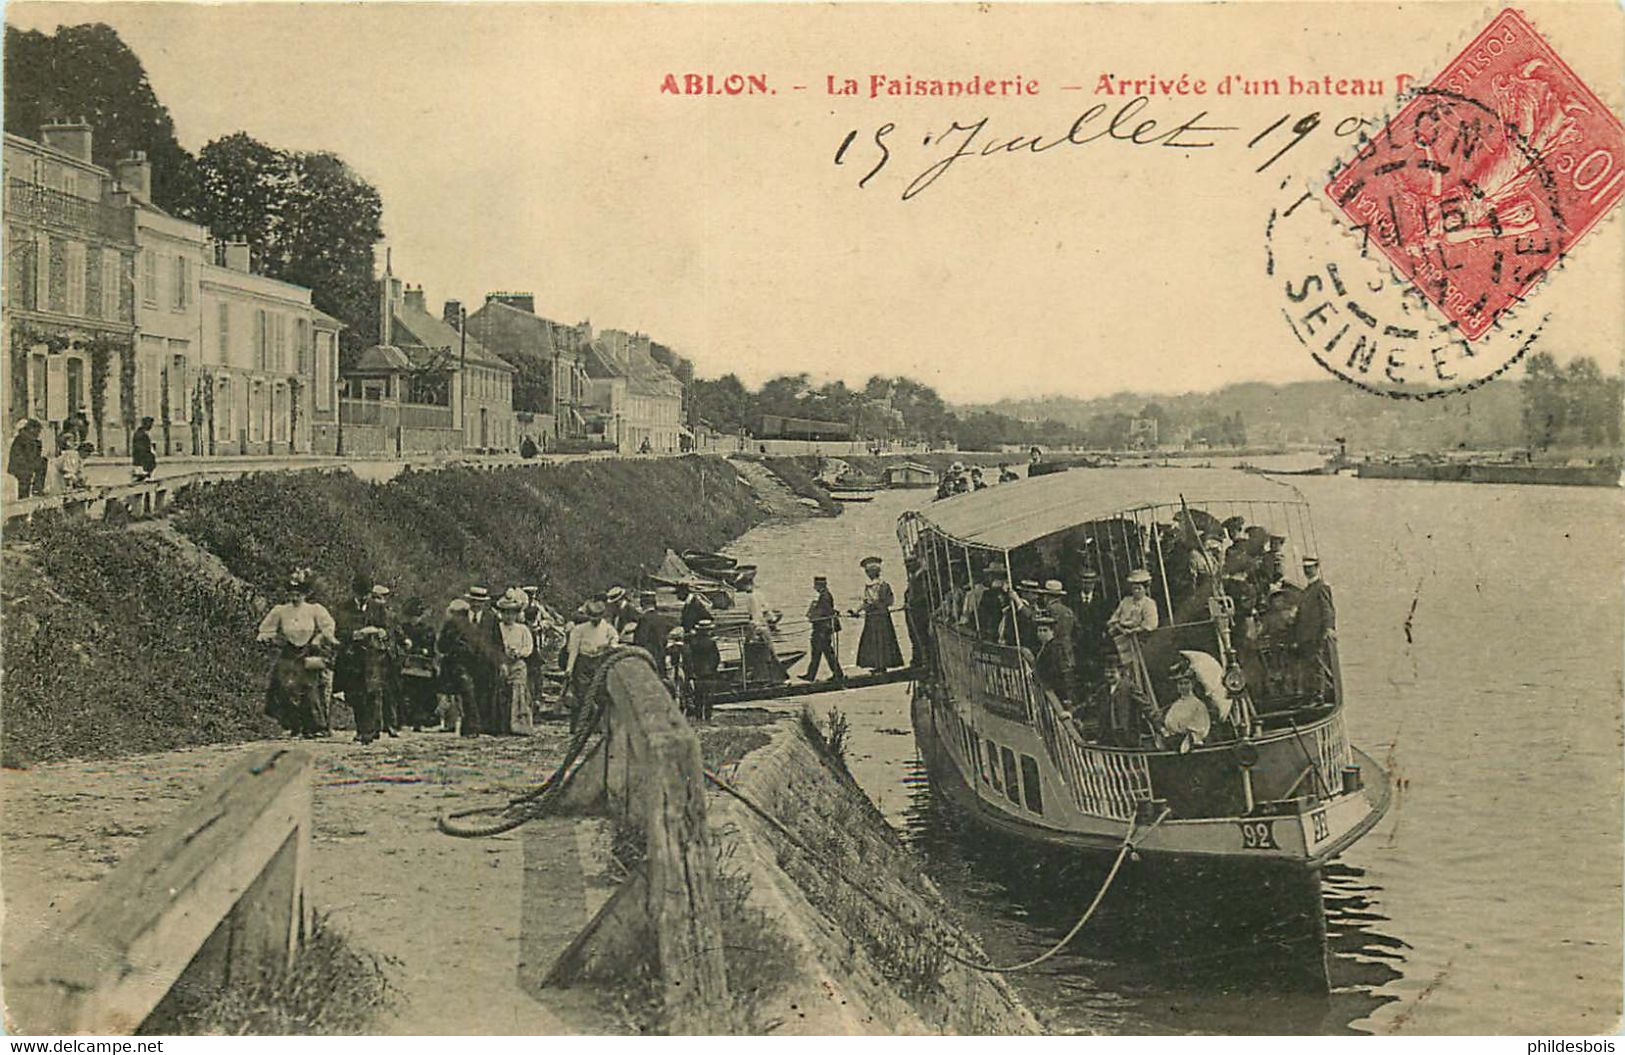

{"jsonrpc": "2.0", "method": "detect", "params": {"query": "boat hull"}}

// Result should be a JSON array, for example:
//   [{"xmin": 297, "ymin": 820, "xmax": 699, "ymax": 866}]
[{"xmin": 910, "ymin": 681, "xmax": 1390, "ymax": 870}]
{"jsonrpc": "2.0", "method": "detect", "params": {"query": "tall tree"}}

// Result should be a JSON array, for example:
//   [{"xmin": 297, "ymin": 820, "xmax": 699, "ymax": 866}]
[
  {"xmin": 191, "ymin": 134, "xmax": 383, "ymax": 358},
  {"xmin": 4, "ymin": 23, "xmax": 199, "ymax": 214}
]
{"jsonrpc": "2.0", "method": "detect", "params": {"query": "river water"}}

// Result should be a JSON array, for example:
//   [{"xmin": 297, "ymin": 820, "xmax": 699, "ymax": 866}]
[{"xmin": 720, "ymin": 466, "xmax": 1623, "ymax": 1035}]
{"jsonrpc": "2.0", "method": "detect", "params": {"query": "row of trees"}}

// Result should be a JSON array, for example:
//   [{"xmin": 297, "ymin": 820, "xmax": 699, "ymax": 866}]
[
  {"xmin": 5, "ymin": 24, "xmax": 384, "ymax": 360},
  {"xmin": 689, "ymin": 371, "xmax": 1090, "ymax": 449},
  {"xmin": 1521, "ymin": 353, "xmax": 1621, "ymax": 450}
]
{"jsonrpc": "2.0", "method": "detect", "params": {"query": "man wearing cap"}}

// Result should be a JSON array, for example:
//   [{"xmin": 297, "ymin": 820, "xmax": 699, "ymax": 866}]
[
  {"xmin": 853, "ymin": 556, "xmax": 904, "ymax": 673},
  {"xmin": 801, "ymin": 575, "xmax": 845, "ymax": 683},
  {"xmin": 1030, "ymin": 614, "xmax": 1073, "ymax": 710},
  {"xmin": 1293, "ymin": 557, "xmax": 1337, "ymax": 701},
  {"xmin": 1107, "ymin": 569, "xmax": 1161, "ymax": 675}
]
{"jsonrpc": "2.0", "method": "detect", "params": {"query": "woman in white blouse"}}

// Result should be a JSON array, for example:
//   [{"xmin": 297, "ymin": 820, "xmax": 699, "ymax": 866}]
[
  {"xmin": 496, "ymin": 588, "xmax": 536, "ymax": 735},
  {"xmin": 257, "ymin": 567, "xmax": 338, "ymax": 738}
]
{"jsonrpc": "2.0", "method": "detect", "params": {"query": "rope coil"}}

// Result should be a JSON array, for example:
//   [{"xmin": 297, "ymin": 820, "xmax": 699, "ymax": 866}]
[{"xmin": 435, "ymin": 647, "xmax": 658, "ymax": 838}]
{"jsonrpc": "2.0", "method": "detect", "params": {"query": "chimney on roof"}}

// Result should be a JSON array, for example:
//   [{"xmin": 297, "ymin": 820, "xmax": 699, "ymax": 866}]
[
  {"xmin": 486, "ymin": 291, "xmax": 535, "ymax": 314},
  {"xmin": 224, "ymin": 238, "xmax": 252, "ymax": 273},
  {"xmin": 443, "ymin": 299, "xmax": 463, "ymax": 329},
  {"xmin": 114, "ymin": 151, "xmax": 152, "ymax": 201},
  {"xmin": 40, "ymin": 119, "xmax": 92, "ymax": 162},
  {"xmin": 403, "ymin": 284, "xmax": 426, "ymax": 313}
]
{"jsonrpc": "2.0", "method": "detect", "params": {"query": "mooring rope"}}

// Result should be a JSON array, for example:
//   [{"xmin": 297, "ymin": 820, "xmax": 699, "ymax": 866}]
[
  {"xmin": 435, "ymin": 647, "xmax": 657, "ymax": 838},
  {"xmin": 435, "ymin": 643, "xmax": 1172, "ymax": 975},
  {"xmin": 702, "ymin": 765, "xmax": 1171, "ymax": 974}
]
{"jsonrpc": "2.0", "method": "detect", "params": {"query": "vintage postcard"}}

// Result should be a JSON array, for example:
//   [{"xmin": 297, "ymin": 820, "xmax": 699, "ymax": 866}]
[{"xmin": 1, "ymin": 0, "xmax": 1621, "ymax": 1041}]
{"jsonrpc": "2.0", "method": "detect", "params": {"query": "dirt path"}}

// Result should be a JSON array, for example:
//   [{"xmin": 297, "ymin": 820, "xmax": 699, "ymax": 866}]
[{"xmin": 1, "ymin": 727, "xmax": 622, "ymax": 1034}]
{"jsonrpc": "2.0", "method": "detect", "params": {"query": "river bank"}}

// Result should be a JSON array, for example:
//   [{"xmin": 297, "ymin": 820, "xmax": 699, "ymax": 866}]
[{"xmin": 1, "ymin": 456, "xmax": 773, "ymax": 766}]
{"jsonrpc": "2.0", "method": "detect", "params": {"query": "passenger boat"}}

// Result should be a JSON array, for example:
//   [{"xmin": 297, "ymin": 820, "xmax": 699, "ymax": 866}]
[{"xmin": 898, "ymin": 468, "xmax": 1390, "ymax": 878}]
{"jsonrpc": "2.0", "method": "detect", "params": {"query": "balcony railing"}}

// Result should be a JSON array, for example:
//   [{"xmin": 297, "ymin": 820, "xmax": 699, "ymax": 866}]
[
  {"xmin": 338, "ymin": 398, "xmax": 455, "ymax": 431},
  {"xmin": 6, "ymin": 179, "xmax": 133, "ymax": 241}
]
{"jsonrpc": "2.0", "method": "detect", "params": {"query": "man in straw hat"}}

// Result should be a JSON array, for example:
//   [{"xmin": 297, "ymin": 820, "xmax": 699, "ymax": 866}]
[
  {"xmin": 462, "ymin": 585, "xmax": 505, "ymax": 735},
  {"xmin": 852, "ymin": 556, "xmax": 903, "ymax": 673}
]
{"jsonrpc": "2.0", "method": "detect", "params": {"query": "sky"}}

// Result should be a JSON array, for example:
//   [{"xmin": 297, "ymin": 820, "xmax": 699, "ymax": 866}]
[{"xmin": 7, "ymin": 2, "xmax": 1623, "ymax": 403}]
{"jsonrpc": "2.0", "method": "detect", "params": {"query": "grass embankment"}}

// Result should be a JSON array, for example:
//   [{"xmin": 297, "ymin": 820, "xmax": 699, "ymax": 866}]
[{"xmin": 1, "ymin": 457, "xmax": 766, "ymax": 766}]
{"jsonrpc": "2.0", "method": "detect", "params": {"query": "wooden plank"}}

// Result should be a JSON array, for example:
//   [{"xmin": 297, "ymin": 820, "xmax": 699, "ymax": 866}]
[{"xmin": 5, "ymin": 747, "xmax": 312, "ymax": 1035}]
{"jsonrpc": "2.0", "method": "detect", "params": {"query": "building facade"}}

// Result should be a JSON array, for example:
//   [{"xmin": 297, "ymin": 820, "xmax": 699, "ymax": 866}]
[
  {"xmin": 3, "ymin": 123, "xmax": 138, "ymax": 457},
  {"xmin": 465, "ymin": 293, "xmax": 592, "ymax": 449},
  {"xmin": 338, "ymin": 271, "xmax": 516, "ymax": 454},
  {"xmin": 199, "ymin": 242, "xmax": 339, "ymax": 456},
  {"xmin": 128, "ymin": 155, "xmax": 207, "ymax": 457},
  {"xmin": 584, "ymin": 329, "xmax": 684, "ymax": 454}
]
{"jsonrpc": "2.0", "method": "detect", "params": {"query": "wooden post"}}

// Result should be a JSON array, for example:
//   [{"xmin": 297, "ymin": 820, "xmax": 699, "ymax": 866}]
[
  {"xmin": 5, "ymin": 747, "xmax": 314, "ymax": 1035},
  {"xmin": 546, "ymin": 653, "xmax": 735, "ymax": 1034}
]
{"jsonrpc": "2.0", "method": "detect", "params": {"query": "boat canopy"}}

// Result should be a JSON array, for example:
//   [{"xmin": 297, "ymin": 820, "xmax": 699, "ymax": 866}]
[{"xmin": 917, "ymin": 468, "xmax": 1306, "ymax": 550}]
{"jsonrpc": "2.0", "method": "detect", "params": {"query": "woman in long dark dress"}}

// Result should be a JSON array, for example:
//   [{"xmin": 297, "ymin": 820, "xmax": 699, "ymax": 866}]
[{"xmin": 854, "ymin": 556, "xmax": 904, "ymax": 673}]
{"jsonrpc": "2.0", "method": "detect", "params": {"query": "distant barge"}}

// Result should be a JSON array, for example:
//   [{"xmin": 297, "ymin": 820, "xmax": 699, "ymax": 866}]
[{"xmin": 1356, "ymin": 457, "xmax": 1618, "ymax": 487}]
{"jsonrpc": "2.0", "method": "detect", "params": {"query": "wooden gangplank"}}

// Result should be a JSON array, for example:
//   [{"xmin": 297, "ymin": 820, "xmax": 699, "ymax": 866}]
[{"xmin": 710, "ymin": 664, "xmax": 918, "ymax": 708}]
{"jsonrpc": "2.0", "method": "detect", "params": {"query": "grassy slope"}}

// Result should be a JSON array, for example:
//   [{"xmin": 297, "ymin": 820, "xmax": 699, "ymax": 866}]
[{"xmin": 2, "ymin": 457, "xmax": 765, "ymax": 765}]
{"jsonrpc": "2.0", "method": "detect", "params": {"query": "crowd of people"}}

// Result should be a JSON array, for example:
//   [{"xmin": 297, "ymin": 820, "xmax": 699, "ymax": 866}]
[
  {"xmin": 251, "ymin": 561, "xmax": 869, "ymax": 742},
  {"xmin": 923, "ymin": 511, "xmax": 1337, "ymax": 753},
  {"xmin": 933, "ymin": 460, "xmax": 1020, "ymax": 499},
  {"xmin": 6, "ymin": 413, "xmax": 160, "ymax": 500}
]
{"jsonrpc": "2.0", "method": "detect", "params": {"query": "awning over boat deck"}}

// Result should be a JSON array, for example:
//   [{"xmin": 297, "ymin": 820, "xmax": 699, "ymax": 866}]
[{"xmin": 916, "ymin": 468, "xmax": 1306, "ymax": 550}]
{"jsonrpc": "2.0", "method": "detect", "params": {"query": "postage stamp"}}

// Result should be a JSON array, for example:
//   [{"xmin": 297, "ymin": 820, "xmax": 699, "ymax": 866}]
[{"xmin": 1323, "ymin": 8, "xmax": 1625, "ymax": 343}]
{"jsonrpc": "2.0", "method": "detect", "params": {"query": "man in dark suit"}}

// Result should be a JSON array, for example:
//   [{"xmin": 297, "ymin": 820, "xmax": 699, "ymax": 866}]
[
  {"xmin": 631, "ymin": 590, "xmax": 676, "ymax": 677},
  {"xmin": 1073, "ymin": 567, "xmax": 1111, "ymax": 687},
  {"xmin": 463, "ymin": 585, "xmax": 507, "ymax": 733},
  {"xmin": 332, "ymin": 573, "xmax": 373, "ymax": 727},
  {"xmin": 800, "ymin": 575, "xmax": 844, "ymax": 683},
  {"xmin": 1292, "ymin": 557, "xmax": 1337, "ymax": 701}
]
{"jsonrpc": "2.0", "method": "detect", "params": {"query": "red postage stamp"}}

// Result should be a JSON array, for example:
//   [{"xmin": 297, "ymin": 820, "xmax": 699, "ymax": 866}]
[{"xmin": 1324, "ymin": 8, "xmax": 1625, "ymax": 341}]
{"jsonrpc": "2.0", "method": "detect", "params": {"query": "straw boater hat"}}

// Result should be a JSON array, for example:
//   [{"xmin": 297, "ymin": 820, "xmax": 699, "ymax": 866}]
[
  {"xmin": 1033, "ymin": 613, "xmax": 1056, "ymax": 628},
  {"xmin": 606, "ymin": 585, "xmax": 627, "ymax": 603},
  {"xmin": 860, "ymin": 556, "xmax": 884, "ymax": 570},
  {"xmin": 1302, "ymin": 556, "xmax": 1320, "ymax": 570},
  {"xmin": 1127, "ymin": 568, "xmax": 1153, "ymax": 585},
  {"xmin": 465, "ymin": 585, "xmax": 491, "ymax": 603},
  {"xmin": 695, "ymin": 617, "xmax": 715, "ymax": 630},
  {"xmin": 370, "ymin": 583, "xmax": 391, "ymax": 599},
  {"xmin": 496, "ymin": 587, "xmax": 527, "ymax": 611},
  {"xmin": 1079, "ymin": 566, "xmax": 1100, "ymax": 582},
  {"xmin": 1042, "ymin": 579, "xmax": 1066, "ymax": 595},
  {"xmin": 1017, "ymin": 579, "xmax": 1041, "ymax": 593},
  {"xmin": 523, "ymin": 585, "xmax": 540, "ymax": 596}
]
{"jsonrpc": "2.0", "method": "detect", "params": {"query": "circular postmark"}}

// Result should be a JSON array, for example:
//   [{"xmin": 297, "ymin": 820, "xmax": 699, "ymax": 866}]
[{"xmin": 1266, "ymin": 8, "xmax": 1625, "ymax": 399}]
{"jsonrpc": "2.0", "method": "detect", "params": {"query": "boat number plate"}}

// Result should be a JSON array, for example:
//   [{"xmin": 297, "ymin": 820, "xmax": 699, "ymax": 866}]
[
  {"xmin": 1310, "ymin": 809, "xmax": 1330, "ymax": 844},
  {"xmin": 1239, "ymin": 820, "xmax": 1279, "ymax": 850}
]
